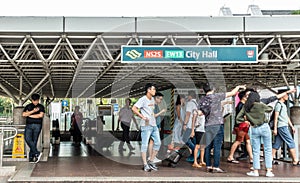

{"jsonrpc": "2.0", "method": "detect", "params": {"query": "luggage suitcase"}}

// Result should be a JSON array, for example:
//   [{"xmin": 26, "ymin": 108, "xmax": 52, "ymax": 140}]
[{"xmin": 166, "ymin": 150, "xmax": 182, "ymax": 167}]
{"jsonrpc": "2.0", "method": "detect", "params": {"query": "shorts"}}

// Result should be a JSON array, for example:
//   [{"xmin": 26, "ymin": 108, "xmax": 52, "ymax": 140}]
[
  {"xmin": 272, "ymin": 126, "xmax": 295, "ymax": 149},
  {"xmin": 236, "ymin": 129, "xmax": 250, "ymax": 142},
  {"xmin": 195, "ymin": 131, "xmax": 205, "ymax": 145}
]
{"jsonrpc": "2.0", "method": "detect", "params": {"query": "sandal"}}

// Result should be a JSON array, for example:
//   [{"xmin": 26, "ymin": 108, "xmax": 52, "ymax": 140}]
[
  {"xmin": 200, "ymin": 162, "xmax": 206, "ymax": 166},
  {"xmin": 292, "ymin": 161, "xmax": 300, "ymax": 166},
  {"xmin": 227, "ymin": 159, "xmax": 239, "ymax": 164},
  {"xmin": 192, "ymin": 163, "xmax": 202, "ymax": 168}
]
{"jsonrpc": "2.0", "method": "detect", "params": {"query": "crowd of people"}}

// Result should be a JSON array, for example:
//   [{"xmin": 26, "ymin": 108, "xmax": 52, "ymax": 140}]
[
  {"xmin": 36, "ymin": 81, "xmax": 298, "ymax": 177},
  {"xmin": 128, "ymin": 83, "xmax": 300, "ymax": 177}
]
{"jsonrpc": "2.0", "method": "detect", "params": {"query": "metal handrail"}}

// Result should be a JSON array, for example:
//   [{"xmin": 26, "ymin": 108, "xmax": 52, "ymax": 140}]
[
  {"xmin": 0, "ymin": 126, "xmax": 18, "ymax": 167},
  {"xmin": 0, "ymin": 126, "xmax": 18, "ymax": 141}
]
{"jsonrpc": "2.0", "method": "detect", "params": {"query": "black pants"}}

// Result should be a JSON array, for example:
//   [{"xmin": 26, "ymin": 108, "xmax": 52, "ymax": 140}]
[
  {"xmin": 73, "ymin": 123, "xmax": 82, "ymax": 143},
  {"xmin": 121, "ymin": 122, "xmax": 130, "ymax": 144}
]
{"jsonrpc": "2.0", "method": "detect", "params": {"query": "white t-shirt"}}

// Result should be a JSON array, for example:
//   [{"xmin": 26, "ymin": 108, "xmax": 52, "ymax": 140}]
[
  {"xmin": 193, "ymin": 110, "xmax": 205, "ymax": 132},
  {"xmin": 119, "ymin": 106, "xmax": 134, "ymax": 124},
  {"xmin": 186, "ymin": 99, "xmax": 198, "ymax": 129},
  {"xmin": 134, "ymin": 96, "xmax": 156, "ymax": 126}
]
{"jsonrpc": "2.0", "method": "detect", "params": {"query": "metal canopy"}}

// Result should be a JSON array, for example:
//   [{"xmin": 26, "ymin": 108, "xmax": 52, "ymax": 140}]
[{"xmin": 0, "ymin": 16, "xmax": 300, "ymax": 102}]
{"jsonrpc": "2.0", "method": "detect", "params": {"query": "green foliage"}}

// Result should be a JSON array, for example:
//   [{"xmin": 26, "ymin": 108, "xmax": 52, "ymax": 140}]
[
  {"xmin": 292, "ymin": 10, "xmax": 300, "ymax": 15},
  {"xmin": 0, "ymin": 97, "xmax": 13, "ymax": 116}
]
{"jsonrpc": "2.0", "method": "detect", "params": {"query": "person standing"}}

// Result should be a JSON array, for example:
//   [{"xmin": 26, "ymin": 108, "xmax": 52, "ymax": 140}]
[
  {"xmin": 201, "ymin": 83, "xmax": 246, "ymax": 173},
  {"xmin": 272, "ymin": 90, "xmax": 300, "ymax": 166},
  {"xmin": 71, "ymin": 106, "xmax": 83, "ymax": 146},
  {"xmin": 191, "ymin": 108, "xmax": 206, "ymax": 168},
  {"xmin": 117, "ymin": 98, "xmax": 139, "ymax": 151},
  {"xmin": 172, "ymin": 94, "xmax": 186, "ymax": 144},
  {"xmin": 132, "ymin": 83, "xmax": 161, "ymax": 172},
  {"xmin": 227, "ymin": 90, "xmax": 253, "ymax": 164},
  {"xmin": 148, "ymin": 92, "xmax": 166, "ymax": 163},
  {"xmin": 236, "ymin": 91, "xmax": 274, "ymax": 177},
  {"xmin": 22, "ymin": 93, "xmax": 45, "ymax": 163},
  {"xmin": 182, "ymin": 90, "xmax": 198, "ymax": 162}
]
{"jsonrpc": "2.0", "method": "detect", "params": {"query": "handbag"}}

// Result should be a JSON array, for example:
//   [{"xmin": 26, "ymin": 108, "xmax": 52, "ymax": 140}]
[{"xmin": 238, "ymin": 122, "xmax": 249, "ymax": 133}]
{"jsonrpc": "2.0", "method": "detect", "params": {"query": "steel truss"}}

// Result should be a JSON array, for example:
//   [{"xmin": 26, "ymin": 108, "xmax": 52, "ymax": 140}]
[{"xmin": 0, "ymin": 33, "xmax": 299, "ymax": 101}]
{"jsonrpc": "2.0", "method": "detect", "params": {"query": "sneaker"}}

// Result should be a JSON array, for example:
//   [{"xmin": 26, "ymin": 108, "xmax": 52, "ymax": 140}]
[
  {"xmin": 34, "ymin": 152, "xmax": 42, "ymax": 163},
  {"xmin": 212, "ymin": 167, "xmax": 226, "ymax": 173},
  {"xmin": 153, "ymin": 157, "xmax": 162, "ymax": 164},
  {"xmin": 266, "ymin": 171, "xmax": 275, "ymax": 177},
  {"xmin": 29, "ymin": 157, "xmax": 35, "ymax": 164},
  {"xmin": 247, "ymin": 171, "xmax": 259, "ymax": 177},
  {"xmin": 148, "ymin": 161, "xmax": 158, "ymax": 171},
  {"xmin": 272, "ymin": 160, "xmax": 280, "ymax": 165},
  {"xmin": 143, "ymin": 164, "xmax": 151, "ymax": 172}
]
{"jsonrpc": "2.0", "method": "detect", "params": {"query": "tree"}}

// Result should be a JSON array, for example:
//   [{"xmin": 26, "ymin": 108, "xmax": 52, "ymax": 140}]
[{"xmin": 292, "ymin": 10, "xmax": 300, "ymax": 15}]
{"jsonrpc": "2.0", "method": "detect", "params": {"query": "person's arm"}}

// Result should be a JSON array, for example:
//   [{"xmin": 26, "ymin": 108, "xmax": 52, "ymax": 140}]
[
  {"xmin": 225, "ymin": 85, "xmax": 246, "ymax": 98},
  {"xmin": 176, "ymin": 105, "xmax": 182, "ymax": 122},
  {"xmin": 154, "ymin": 109, "xmax": 166, "ymax": 118},
  {"xmin": 277, "ymin": 88, "xmax": 296, "ymax": 99},
  {"xmin": 132, "ymin": 115, "xmax": 139, "ymax": 130},
  {"xmin": 132, "ymin": 105, "xmax": 147, "ymax": 121},
  {"xmin": 288, "ymin": 117, "xmax": 295, "ymax": 134},
  {"xmin": 22, "ymin": 107, "xmax": 39, "ymax": 117},
  {"xmin": 183, "ymin": 111, "xmax": 191, "ymax": 131},
  {"xmin": 28, "ymin": 112, "xmax": 44, "ymax": 119},
  {"xmin": 191, "ymin": 111, "xmax": 197, "ymax": 138},
  {"xmin": 273, "ymin": 111, "xmax": 279, "ymax": 135},
  {"xmin": 236, "ymin": 107, "xmax": 246, "ymax": 124}
]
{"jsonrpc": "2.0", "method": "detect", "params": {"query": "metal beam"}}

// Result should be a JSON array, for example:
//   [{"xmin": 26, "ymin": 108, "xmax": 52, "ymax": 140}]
[
  {"xmin": 0, "ymin": 42, "xmax": 33, "ymax": 88},
  {"xmin": 0, "ymin": 82, "xmax": 18, "ymax": 103},
  {"xmin": 65, "ymin": 37, "xmax": 99, "ymax": 98},
  {"xmin": 22, "ymin": 73, "xmax": 50, "ymax": 105}
]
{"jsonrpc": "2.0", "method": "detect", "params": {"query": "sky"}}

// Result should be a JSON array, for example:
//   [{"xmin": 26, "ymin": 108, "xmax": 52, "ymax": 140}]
[{"xmin": 1, "ymin": 0, "xmax": 300, "ymax": 16}]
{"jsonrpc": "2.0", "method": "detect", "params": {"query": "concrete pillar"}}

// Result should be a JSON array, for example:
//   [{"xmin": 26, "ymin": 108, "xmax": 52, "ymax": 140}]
[{"xmin": 13, "ymin": 107, "xmax": 25, "ymax": 125}]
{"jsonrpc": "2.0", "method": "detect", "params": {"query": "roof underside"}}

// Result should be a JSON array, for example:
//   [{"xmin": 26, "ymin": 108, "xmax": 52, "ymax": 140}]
[{"xmin": 0, "ymin": 16, "xmax": 300, "ymax": 102}]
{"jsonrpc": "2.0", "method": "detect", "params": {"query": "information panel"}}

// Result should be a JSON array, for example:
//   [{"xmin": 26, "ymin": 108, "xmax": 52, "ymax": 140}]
[{"xmin": 121, "ymin": 45, "xmax": 257, "ymax": 63}]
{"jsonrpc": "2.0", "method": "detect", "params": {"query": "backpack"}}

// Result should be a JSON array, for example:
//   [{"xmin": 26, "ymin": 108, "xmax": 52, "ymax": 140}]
[
  {"xmin": 269, "ymin": 102, "xmax": 283, "ymax": 130},
  {"xmin": 198, "ymin": 96, "xmax": 212, "ymax": 117}
]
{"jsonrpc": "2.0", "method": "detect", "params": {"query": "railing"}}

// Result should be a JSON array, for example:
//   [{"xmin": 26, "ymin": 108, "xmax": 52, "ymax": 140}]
[{"xmin": 0, "ymin": 126, "xmax": 17, "ymax": 167}]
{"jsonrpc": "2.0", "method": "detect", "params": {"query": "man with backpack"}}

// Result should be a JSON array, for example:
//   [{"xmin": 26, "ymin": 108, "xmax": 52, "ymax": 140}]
[{"xmin": 272, "ymin": 90, "xmax": 300, "ymax": 166}]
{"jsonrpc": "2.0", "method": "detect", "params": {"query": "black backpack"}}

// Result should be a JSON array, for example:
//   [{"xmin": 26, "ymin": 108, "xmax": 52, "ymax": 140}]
[
  {"xmin": 198, "ymin": 96, "xmax": 212, "ymax": 116},
  {"xmin": 269, "ymin": 102, "xmax": 283, "ymax": 130}
]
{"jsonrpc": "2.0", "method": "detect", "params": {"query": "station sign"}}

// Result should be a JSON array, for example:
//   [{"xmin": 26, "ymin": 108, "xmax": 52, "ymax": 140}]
[
  {"xmin": 62, "ymin": 100, "xmax": 68, "ymax": 107},
  {"xmin": 121, "ymin": 45, "xmax": 257, "ymax": 63}
]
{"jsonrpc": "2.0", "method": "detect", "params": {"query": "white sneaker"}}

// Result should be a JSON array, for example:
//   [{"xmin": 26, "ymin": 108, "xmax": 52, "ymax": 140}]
[
  {"xmin": 266, "ymin": 171, "xmax": 275, "ymax": 177},
  {"xmin": 153, "ymin": 157, "xmax": 162, "ymax": 163},
  {"xmin": 247, "ymin": 171, "xmax": 259, "ymax": 177}
]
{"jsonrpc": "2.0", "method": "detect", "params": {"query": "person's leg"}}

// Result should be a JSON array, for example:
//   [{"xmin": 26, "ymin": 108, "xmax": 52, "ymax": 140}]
[
  {"xmin": 250, "ymin": 126, "xmax": 261, "ymax": 172},
  {"xmin": 149, "ymin": 126, "xmax": 161, "ymax": 161},
  {"xmin": 199, "ymin": 145, "xmax": 206, "ymax": 165},
  {"xmin": 140, "ymin": 126, "xmax": 151, "ymax": 165},
  {"xmin": 228, "ymin": 141, "xmax": 241, "ymax": 160},
  {"xmin": 204, "ymin": 126, "xmax": 214, "ymax": 169},
  {"xmin": 122, "ymin": 123, "xmax": 134, "ymax": 150},
  {"xmin": 261, "ymin": 124, "xmax": 273, "ymax": 173},
  {"xmin": 278, "ymin": 126, "xmax": 298, "ymax": 164},
  {"xmin": 212, "ymin": 125, "xmax": 224, "ymax": 169},
  {"xmin": 32, "ymin": 124, "xmax": 42, "ymax": 162},
  {"xmin": 24, "ymin": 124, "xmax": 35, "ymax": 160},
  {"xmin": 272, "ymin": 132, "xmax": 282, "ymax": 160},
  {"xmin": 182, "ymin": 128, "xmax": 195, "ymax": 154},
  {"xmin": 245, "ymin": 139, "xmax": 253, "ymax": 161},
  {"xmin": 119, "ymin": 122, "xmax": 126, "ymax": 150},
  {"xmin": 148, "ymin": 139, "xmax": 154, "ymax": 158},
  {"xmin": 193, "ymin": 144, "xmax": 200, "ymax": 167}
]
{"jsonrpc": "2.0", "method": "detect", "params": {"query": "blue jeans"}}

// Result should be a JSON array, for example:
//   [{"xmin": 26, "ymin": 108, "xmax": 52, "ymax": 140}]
[
  {"xmin": 251, "ymin": 123, "xmax": 272, "ymax": 170},
  {"xmin": 204, "ymin": 124, "xmax": 224, "ymax": 168},
  {"xmin": 140, "ymin": 125, "xmax": 161, "ymax": 153},
  {"xmin": 182, "ymin": 128, "xmax": 195, "ymax": 154},
  {"xmin": 24, "ymin": 123, "xmax": 42, "ymax": 158}
]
